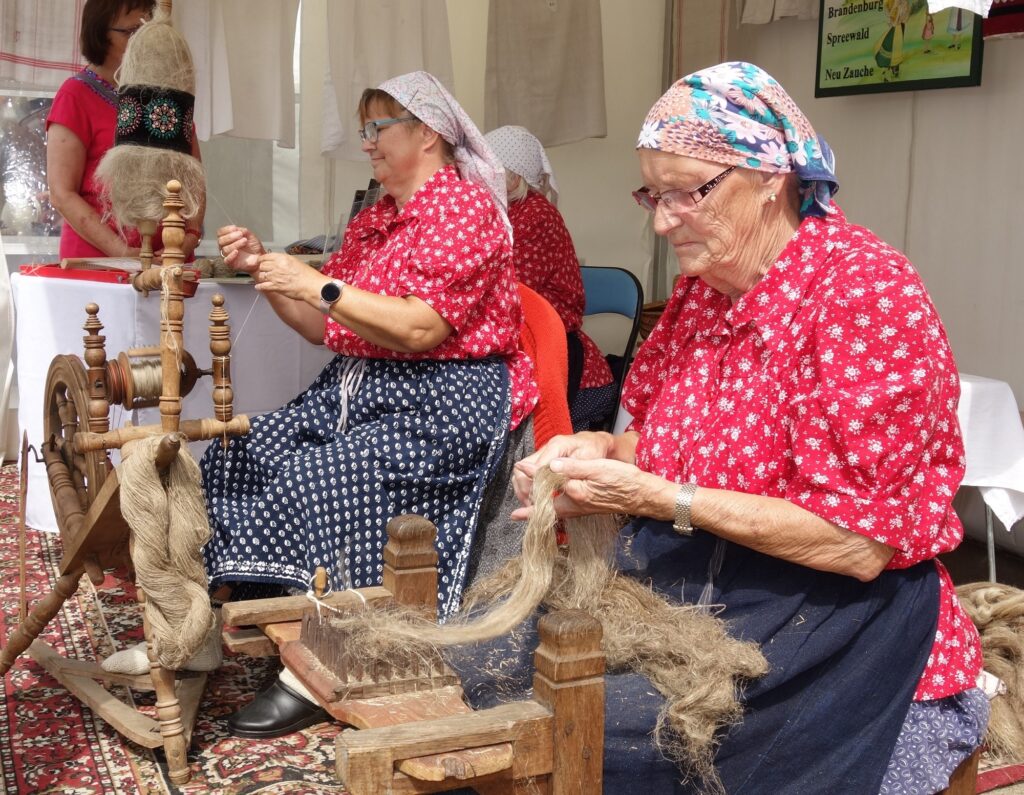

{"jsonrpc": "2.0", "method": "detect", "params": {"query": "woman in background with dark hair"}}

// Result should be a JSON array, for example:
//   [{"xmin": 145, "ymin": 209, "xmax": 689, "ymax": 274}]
[{"xmin": 46, "ymin": 0, "xmax": 204, "ymax": 259}]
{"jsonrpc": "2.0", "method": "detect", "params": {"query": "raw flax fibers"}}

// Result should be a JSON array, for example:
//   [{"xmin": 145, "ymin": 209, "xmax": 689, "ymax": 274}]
[{"xmin": 312, "ymin": 467, "xmax": 768, "ymax": 789}]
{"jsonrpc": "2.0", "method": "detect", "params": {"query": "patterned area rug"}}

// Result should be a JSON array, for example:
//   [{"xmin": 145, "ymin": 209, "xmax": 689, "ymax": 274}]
[{"xmin": 0, "ymin": 463, "xmax": 347, "ymax": 794}]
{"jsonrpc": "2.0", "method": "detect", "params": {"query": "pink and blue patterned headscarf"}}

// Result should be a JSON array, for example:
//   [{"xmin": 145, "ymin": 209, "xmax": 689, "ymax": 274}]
[
  {"xmin": 379, "ymin": 71, "xmax": 511, "ymax": 240},
  {"xmin": 637, "ymin": 61, "xmax": 838, "ymax": 218}
]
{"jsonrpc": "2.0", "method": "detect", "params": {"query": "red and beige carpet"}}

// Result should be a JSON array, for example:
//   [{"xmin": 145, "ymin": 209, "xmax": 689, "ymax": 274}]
[{"xmin": 0, "ymin": 463, "xmax": 345, "ymax": 794}]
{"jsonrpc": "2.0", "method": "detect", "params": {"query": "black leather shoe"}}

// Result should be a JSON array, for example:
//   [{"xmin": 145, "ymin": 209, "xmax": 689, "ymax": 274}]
[{"xmin": 227, "ymin": 680, "xmax": 330, "ymax": 739}]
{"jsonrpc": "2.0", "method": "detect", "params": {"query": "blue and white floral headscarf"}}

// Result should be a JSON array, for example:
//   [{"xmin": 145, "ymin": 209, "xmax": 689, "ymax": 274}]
[{"xmin": 637, "ymin": 61, "xmax": 838, "ymax": 218}]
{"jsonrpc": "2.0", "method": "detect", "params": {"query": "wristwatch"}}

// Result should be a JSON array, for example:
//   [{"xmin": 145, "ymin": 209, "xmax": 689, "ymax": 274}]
[
  {"xmin": 318, "ymin": 279, "xmax": 345, "ymax": 315},
  {"xmin": 673, "ymin": 482, "xmax": 698, "ymax": 536}
]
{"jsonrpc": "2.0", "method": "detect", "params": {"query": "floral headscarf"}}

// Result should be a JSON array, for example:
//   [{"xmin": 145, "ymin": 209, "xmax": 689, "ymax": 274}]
[
  {"xmin": 485, "ymin": 125, "xmax": 560, "ymax": 206},
  {"xmin": 378, "ymin": 71, "xmax": 511, "ymax": 240},
  {"xmin": 637, "ymin": 61, "xmax": 838, "ymax": 218}
]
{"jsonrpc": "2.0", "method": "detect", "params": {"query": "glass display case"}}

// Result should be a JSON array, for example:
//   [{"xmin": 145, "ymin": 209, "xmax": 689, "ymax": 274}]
[{"xmin": 0, "ymin": 90, "xmax": 60, "ymax": 239}]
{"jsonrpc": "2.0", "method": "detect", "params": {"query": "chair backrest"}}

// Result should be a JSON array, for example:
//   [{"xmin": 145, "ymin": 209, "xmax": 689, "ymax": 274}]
[{"xmin": 579, "ymin": 266, "xmax": 644, "ymax": 430}]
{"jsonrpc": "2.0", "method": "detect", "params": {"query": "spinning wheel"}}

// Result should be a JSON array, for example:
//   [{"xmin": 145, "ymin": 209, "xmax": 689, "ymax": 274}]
[
  {"xmin": 1, "ymin": 181, "xmax": 250, "ymax": 785},
  {"xmin": 42, "ymin": 354, "xmax": 110, "ymax": 535}
]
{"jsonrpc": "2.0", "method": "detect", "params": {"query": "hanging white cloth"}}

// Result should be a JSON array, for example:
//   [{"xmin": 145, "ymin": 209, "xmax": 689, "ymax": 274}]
[
  {"xmin": 0, "ymin": 0, "xmax": 83, "ymax": 90},
  {"xmin": 174, "ymin": 0, "xmax": 299, "ymax": 146},
  {"xmin": 485, "ymin": 0, "xmax": 607, "ymax": 148},
  {"xmin": 320, "ymin": 0, "xmax": 454, "ymax": 161},
  {"xmin": 741, "ymin": 0, "xmax": 818, "ymax": 24},
  {"xmin": 927, "ymin": 1, "xmax": 993, "ymax": 15}
]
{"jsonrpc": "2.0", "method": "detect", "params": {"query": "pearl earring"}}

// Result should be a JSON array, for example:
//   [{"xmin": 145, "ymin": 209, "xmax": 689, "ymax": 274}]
[{"xmin": 767, "ymin": 192, "xmax": 777, "ymax": 204}]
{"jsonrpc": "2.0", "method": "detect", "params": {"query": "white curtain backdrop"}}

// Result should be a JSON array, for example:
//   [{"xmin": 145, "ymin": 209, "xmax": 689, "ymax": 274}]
[{"xmin": 319, "ymin": 0, "xmax": 453, "ymax": 161}]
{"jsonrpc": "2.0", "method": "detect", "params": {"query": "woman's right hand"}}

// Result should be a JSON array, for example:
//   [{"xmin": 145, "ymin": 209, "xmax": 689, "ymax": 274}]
[
  {"xmin": 512, "ymin": 431, "xmax": 616, "ymax": 508},
  {"xmin": 217, "ymin": 225, "xmax": 265, "ymax": 275}
]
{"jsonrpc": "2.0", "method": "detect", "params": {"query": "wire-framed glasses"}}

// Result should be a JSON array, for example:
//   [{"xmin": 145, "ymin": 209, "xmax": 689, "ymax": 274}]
[
  {"xmin": 358, "ymin": 116, "xmax": 418, "ymax": 143},
  {"xmin": 633, "ymin": 165, "xmax": 737, "ymax": 214}
]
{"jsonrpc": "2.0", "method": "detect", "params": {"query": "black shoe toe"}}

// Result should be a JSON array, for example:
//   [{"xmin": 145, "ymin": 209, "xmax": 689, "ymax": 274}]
[{"xmin": 227, "ymin": 680, "xmax": 330, "ymax": 739}]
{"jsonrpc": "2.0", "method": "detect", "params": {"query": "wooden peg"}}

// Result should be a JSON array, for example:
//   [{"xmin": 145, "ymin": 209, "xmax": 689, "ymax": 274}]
[
  {"xmin": 82, "ymin": 304, "xmax": 110, "ymax": 436},
  {"xmin": 314, "ymin": 567, "xmax": 328, "ymax": 598},
  {"xmin": 208, "ymin": 294, "xmax": 234, "ymax": 431}
]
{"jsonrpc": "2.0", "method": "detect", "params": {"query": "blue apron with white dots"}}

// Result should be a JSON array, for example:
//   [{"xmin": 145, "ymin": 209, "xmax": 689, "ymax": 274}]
[{"xmin": 201, "ymin": 354, "xmax": 510, "ymax": 619}]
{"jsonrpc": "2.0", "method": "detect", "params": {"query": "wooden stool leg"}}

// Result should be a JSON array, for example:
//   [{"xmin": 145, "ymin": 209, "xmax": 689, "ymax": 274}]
[
  {"xmin": 532, "ymin": 610, "xmax": 605, "ymax": 795},
  {"xmin": 140, "ymin": 589, "xmax": 190, "ymax": 784},
  {"xmin": 1, "ymin": 568, "xmax": 84, "ymax": 676}
]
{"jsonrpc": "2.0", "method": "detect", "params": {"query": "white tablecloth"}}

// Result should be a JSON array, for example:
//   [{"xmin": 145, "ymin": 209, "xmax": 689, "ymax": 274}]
[
  {"xmin": 957, "ymin": 373, "xmax": 1024, "ymax": 534},
  {"xmin": 613, "ymin": 373, "xmax": 1024, "ymax": 535},
  {"xmin": 12, "ymin": 273, "xmax": 334, "ymax": 532}
]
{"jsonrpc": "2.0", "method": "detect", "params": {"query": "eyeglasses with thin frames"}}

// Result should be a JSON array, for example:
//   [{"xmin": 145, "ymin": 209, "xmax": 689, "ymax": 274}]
[
  {"xmin": 633, "ymin": 165, "xmax": 737, "ymax": 214},
  {"xmin": 358, "ymin": 116, "xmax": 418, "ymax": 143},
  {"xmin": 109, "ymin": 23, "xmax": 145, "ymax": 36}
]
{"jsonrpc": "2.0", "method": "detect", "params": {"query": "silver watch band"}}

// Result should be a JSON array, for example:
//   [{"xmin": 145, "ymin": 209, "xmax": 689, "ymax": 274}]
[{"xmin": 673, "ymin": 482, "xmax": 698, "ymax": 536}]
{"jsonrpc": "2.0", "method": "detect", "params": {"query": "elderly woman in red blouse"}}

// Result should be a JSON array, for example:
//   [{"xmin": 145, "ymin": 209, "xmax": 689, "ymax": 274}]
[
  {"xmin": 206, "ymin": 71, "xmax": 537, "ymax": 738},
  {"xmin": 485, "ymin": 125, "xmax": 615, "ymax": 431},
  {"xmin": 510, "ymin": 62, "xmax": 987, "ymax": 793}
]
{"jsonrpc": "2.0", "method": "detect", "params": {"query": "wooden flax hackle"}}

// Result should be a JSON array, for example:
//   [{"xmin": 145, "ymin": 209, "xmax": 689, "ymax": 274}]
[
  {"xmin": 957, "ymin": 581, "xmax": 1024, "ymax": 766},
  {"xmin": 305, "ymin": 467, "xmax": 767, "ymax": 790},
  {"xmin": 118, "ymin": 435, "xmax": 215, "ymax": 670}
]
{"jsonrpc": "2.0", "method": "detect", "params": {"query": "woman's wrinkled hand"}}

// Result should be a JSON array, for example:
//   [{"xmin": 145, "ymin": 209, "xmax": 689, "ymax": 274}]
[
  {"xmin": 511, "ymin": 432, "xmax": 616, "ymax": 512},
  {"xmin": 254, "ymin": 252, "xmax": 319, "ymax": 301},
  {"xmin": 217, "ymin": 225, "xmax": 264, "ymax": 274},
  {"xmin": 511, "ymin": 456, "xmax": 646, "ymax": 520}
]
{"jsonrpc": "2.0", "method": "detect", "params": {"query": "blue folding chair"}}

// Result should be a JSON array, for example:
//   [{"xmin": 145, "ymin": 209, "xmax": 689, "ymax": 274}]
[{"xmin": 579, "ymin": 266, "xmax": 644, "ymax": 431}]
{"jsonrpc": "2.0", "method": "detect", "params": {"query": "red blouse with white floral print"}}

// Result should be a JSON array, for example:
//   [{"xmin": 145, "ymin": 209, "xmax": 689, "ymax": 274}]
[
  {"xmin": 622, "ymin": 206, "xmax": 980, "ymax": 701},
  {"xmin": 507, "ymin": 191, "xmax": 612, "ymax": 390},
  {"xmin": 322, "ymin": 165, "xmax": 538, "ymax": 430}
]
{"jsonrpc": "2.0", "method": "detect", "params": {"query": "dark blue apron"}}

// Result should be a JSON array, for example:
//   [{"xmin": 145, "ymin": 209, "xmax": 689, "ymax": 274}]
[{"xmin": 450, "ymin": 519, "xmax": 939, "ymax": 794}]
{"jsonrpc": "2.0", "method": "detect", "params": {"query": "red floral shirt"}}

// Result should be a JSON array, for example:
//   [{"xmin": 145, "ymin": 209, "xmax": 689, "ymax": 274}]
[
  {"xmin": 507, "ymin": 191, "xmax": 612, "ymax": 389},
  {"xmin": 322, "ymin": 165, "xmax": 538, "ymax": 429},
  {"xmin": 622, "ymin": 207, "xmax": 980, "ymax": 701}
]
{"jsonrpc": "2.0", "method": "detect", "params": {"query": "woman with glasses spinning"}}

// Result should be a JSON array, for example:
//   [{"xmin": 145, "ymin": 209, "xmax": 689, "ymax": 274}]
[
  {"xmin": 207, "ymin": 71, "xmax": 537, "ymax": 739},
  {"xmin": 46, "ymin": 0, "xmax": 204, "ymax": 260},
  {"xmin": 495, "ymin": 61, "xmax": 988, "ymax": 793}
]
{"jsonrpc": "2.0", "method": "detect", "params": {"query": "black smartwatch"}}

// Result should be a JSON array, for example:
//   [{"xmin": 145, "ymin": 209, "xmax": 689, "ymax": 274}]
[{"xmin": 318, "ymin": 279, "xmax": 344, "ymax": 315}]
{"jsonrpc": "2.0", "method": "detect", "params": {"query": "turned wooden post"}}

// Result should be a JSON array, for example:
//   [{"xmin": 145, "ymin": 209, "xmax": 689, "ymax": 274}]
[
  {"xmin": 381, "ymin": 515, "xmax": 439, "ymax": 618},
  {"xmin": 208, "ymin": 294, "xmax": 234, "ymax": 434},
  {"xmin": 157, "ymin": 180, "xmax": 187, "ymax": 433},
  {"xmin": 138, "ymin": 218, "xmax": 157, "ymax": 273},
  {"xmin": 532, "ymin": 610, "xmax": 605, "ymax": 795},
  {"xmin": 82, "ymin": 304, "xmax": 110, "ymax": 436},
  {"xmin": 140, "ymin": 588, "xmax": 190, "ymax": 784}
]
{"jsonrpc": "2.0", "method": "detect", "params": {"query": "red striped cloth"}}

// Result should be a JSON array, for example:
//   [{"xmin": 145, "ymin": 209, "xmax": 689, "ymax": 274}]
[{"xmin": 0, "ymin": 0, "xmax": 84, "ymax": 89}]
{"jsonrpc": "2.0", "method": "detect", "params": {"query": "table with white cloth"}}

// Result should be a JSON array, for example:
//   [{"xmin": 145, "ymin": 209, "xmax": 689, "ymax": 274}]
[
  {"xmin": 613, "ymin": 373, "xmax": 1024, "ymax": 579},
  {"xmin": 12, "ymin": 272, "xmax": 334, "ymax": 533},
  {"xmin": 956, "ymin": 374, "xmax": 1024, "ymax": 576}
]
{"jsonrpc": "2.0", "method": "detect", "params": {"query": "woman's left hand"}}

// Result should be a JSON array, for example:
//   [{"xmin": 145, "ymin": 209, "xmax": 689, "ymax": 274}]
[
  {"xmin": 254, "ymin": 252, "xmax": 319, "ymax": 300},
  {"xmin": 511, "ymin": 456, "xmax": 666, "ymax": 520}
]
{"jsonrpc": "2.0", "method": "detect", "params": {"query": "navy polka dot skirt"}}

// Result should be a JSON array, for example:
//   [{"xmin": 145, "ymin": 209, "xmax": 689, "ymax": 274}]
[{"xmin": 201, "ymin": 355, "xmax": 510, "ymax": 620}]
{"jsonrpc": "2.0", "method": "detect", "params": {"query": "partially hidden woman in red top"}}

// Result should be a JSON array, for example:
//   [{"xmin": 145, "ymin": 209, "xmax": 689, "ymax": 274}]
[
  {"xmin": 485, "ymin": 125, "xmax": 615, "ymax": 431},
  {"xmin": 46, "ymin": 0, "xmax": 203, "ymax": 260}
]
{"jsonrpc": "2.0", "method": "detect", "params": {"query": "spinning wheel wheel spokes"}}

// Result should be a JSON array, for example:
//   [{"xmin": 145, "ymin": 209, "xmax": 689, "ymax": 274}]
[{"xmin": 43, "ymin": 355, "xmax": 110, "ymax": 524}]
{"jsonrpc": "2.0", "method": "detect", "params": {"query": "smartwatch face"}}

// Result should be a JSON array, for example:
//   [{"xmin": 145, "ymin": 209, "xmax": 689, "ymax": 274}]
[{"xmin": 321, "ymin": 281, "xmax": 342, "ymax": 303}]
